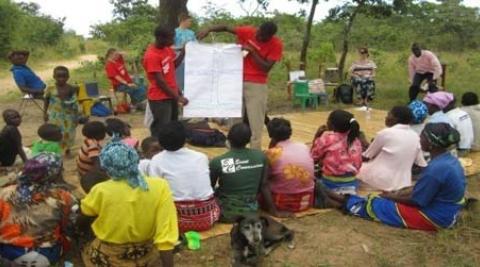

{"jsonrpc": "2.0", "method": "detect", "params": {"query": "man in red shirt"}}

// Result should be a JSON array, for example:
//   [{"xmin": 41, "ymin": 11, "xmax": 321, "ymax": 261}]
[
  {"xmin": 143, "ymin": 26, "xmax": 189, "ymax": 137},
  {"xmin": 198, "ymin": 21, "xmax": 283, "ymax": 149}
]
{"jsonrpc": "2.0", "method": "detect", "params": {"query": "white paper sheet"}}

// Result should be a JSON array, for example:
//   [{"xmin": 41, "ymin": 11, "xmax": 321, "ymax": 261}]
[{"xmin": 183, "ymin": 42, "xmax": 243, "ymax": 118}]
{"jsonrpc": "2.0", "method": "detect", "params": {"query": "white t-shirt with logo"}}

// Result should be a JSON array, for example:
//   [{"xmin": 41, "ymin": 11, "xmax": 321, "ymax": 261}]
[{"xmin": 446, "ymin": 108, "xmax": 474, "ymax": 150}]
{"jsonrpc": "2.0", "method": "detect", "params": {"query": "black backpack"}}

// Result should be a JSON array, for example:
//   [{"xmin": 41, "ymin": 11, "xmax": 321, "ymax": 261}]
[
  {"xmin": 334, "ymin": 84, "xmax": 354, "ymax": 104},
  {"xmin": 186, "ymin": 128, "xmax": 227, "ymax": 147}
]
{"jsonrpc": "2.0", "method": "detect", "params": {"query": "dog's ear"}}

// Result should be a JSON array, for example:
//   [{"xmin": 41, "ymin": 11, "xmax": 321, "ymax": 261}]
[
  {"xmin": 260, "ymin": 216, "xmax": 270, "ymax": 228},
  {"xmin": 234, "ymin": 215, "xmax": 246, "ymax": 224}
]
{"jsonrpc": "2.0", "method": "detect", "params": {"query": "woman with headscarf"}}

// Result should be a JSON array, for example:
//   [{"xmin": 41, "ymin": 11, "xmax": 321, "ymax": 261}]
[
  {"xmin": 315, "ymin": 123, "xmax": 466, "ymax": 231},
  {"xmin": 80, "ymin": 138, "xmax": 178, "ymax": 267},
  {"xmin": 423, "ymin": 91, "xmax": 454, "ymax": 125},
  {"xmin": 0, "ymin": 153, "xmax": 77, "ymax": 267},
  {"xmin": 408, "ymin": 100, "xmax": 429, "ymax": 135}
]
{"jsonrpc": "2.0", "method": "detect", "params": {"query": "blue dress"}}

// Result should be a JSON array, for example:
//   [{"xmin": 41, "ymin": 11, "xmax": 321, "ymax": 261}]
[
  {"xmin": 346, "ymin": 152, "xmax": 465, "ymax": 230},
  {"xmin": 174, "ymin": 28, "xmax": 196, "ymax": 91}
]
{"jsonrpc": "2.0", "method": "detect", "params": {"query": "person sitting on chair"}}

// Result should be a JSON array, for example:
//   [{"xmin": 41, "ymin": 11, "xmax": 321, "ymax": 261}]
[
  {"xmin": 349, "ymin": 47, "xmax": 377, "ymax": 108},
  {"xmin": 8, "ymin": 50, "xmax": 46, "ymax": 98},
  {"xmin": 105, "ymin": 48, "xmax": 145, "ymax": 110},
  {"xmin": 408, "ymin": 43, "xmax": 442, "ymax": 102}
]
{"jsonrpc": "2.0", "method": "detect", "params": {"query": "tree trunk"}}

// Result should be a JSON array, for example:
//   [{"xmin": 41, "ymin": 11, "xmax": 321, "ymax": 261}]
[
  {"xmin": 337, "ymin": 3, "xmax": 362, "ymax": 81},
  {"xmin": 158, "ymin": 0, "xmax": 188, "ymax": 30},
  {"xmin": 299, "ymin": 0, "xmax": 319, "ymax": 70}
]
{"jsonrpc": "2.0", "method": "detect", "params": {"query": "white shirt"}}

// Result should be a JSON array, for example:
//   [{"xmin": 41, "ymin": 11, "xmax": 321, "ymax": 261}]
[
  {"xmin": 426, "ymin": 111, "xmax": 453, "ymax": 126},
  {"xmin": 148, "ymin": 147, "xmax": 213, "ymax": 201},
  {"xmin": 357, "ymin": 124, "xmax": 427, "ymax": 191},
  {"xmin": 446, "ymin": 108, "xmax": 474, "ymax": 150},
  {"xmin": 138, "ymin": 159, "xmax": 151, "ymax": 176},
  {"xmin": 462, "ymin": 105, "xmax": 480, "ymax": 151},
  {"xmin": 410, "ymin": 123, "xmax": 425, "ymax": 136}
]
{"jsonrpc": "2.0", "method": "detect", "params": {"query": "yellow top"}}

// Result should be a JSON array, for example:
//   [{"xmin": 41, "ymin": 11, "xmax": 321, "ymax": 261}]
[{"xmin": 81, "ymin": 177, "xmax": 178, "ymax": 251}]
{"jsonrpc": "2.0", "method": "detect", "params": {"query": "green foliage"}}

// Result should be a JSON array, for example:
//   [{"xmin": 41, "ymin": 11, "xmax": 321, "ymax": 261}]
[
  {"xmin": 91, "ymin": 1, "xmax": 157, "ymax": 59},
  {"xmin": 0, "ymin": 0, "xmax": 83, "ymax": 62},
  {"xmin": 110, "ymin": 0, "xmax": 151, "ymax": 20},
  {"xmin": 0, "ymin": 0, "xmax": 22, "ymax": 57}
]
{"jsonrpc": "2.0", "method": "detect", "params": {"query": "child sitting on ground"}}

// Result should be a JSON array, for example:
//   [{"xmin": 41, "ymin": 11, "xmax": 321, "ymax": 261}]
[
  {"xmin": 105, "ymin": 118, "xmax": 139, "ymax": 149},
  {"xmin": 138, "ymin": 136, "xmax": 162, "ymax": 176},
  {"xmin": 77, "ymin": 121, "xmax": 106, "ymax": 178},
  {"xmin": 31, "ymin": 123, "xmax": 63, "ymax": 156},
  {"xmin": 311, "ymin": 109, "xmax": 363, "ymax": 194},
  {"xmin": 0, "ymin": 109, "xmax": 27, "ymax": 167}
]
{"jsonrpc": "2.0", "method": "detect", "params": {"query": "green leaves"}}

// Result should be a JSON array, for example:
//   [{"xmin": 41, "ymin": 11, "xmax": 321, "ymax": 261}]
[{"xmin": 0, "ymin": 0, "xmax": 66, "ymax": 57}]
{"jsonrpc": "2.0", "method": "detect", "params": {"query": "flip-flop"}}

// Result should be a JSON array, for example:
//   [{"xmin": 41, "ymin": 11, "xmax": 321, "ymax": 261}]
[{"xmin": 184, "ymin": 231, "xmax": 201, "ymax": 250}]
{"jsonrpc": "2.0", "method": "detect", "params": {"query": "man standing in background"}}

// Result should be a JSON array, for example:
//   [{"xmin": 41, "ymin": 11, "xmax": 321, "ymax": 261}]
[{"xmin": 408, "ymin": 43, "xmax": 442, "ymax": 102}]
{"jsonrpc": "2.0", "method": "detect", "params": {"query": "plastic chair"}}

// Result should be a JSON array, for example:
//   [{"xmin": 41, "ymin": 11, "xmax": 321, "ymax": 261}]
[
  {"xmin": 18, "ymin": 94, "xmax": 44, "ymax": 115},
  {"xmin": 78, "ymin": 82, "xmax": 114, "ymax": 115},
  {"xmin": 292, "ymin": 80, "xmax": 318, "ymax": 110}
]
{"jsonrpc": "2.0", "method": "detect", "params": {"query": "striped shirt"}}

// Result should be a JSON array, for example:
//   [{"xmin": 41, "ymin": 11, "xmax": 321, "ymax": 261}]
[{"xmin": 77, "ymin": 138, "xmax": 102, "ymax": 176}]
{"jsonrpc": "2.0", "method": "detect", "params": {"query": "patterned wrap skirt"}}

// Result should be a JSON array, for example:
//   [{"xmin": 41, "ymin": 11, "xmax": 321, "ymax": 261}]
[
  {"xmin": 321, "ymin": 175, "xmax": 358, "ymax": 195},
  {"xmin": 345, "ymin": 195, "xmax": 463, "ymax": 231},
  {"xmin": 175, "ymin": 195, "xmax": 220, "ymax": 233},
  {"xmin": 82, "ymin": 239, "xmax": 158, "ymax": 267},
  {"xmin": 263, "ymin": 190, "xmax": 314, "ymax": 213},
  {"xmin": 351, "ymin": 77, "xmax": 375, "ymax": 100}
]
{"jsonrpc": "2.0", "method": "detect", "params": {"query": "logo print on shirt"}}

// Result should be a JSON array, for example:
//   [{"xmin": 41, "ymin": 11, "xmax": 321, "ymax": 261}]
[
  {"xmin": 162, "ymin": 56, "xmax": 171, "ymax": 74},
  {"xmin": 221, "ymin": 158, "xmax": 235, "ymax": 173}
]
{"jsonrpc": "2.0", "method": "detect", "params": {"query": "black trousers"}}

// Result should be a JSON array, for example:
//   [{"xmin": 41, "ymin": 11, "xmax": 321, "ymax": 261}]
[
  {"xmin": 148, "ymin": 99, "xmax": 178, "ymax": 137},
  {"xmin": 409, "ymin": 72, "xmax": 438, "ymax": 101}
]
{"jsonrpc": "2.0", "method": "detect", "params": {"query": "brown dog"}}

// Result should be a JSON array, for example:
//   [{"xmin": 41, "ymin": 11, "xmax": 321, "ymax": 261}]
[{"xmin": 230, "ymin": 214, "xmax": 294, "ymax": 266}]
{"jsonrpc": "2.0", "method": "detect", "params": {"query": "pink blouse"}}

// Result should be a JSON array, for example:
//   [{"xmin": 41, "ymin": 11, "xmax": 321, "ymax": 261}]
[
  {"xmin": 265, "ymin": 140, "xmax": 315, "ymax": 194},
  {"xmin": 310, "ymin": 131, "xmax": 363, "ymax": 177},
  {"xmin": 357, "ymin": 124, "xmax": 427, "ymax": 191},
  {"xmin": 122, "ymin": 137, "xmax": 139, "ymax": 149}
]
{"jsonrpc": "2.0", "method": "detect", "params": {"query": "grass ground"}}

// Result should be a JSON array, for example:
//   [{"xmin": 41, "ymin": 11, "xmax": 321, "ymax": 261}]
[{"xmin": 0, "ymin": 50, "xmax": 479, "ymax": 266}]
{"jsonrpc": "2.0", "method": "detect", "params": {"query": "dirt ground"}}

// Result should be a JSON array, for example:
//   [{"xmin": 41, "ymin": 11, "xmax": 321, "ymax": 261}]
[{"xmin": 1, "ymin": 100, "xmax": 479, "ymax": 267}]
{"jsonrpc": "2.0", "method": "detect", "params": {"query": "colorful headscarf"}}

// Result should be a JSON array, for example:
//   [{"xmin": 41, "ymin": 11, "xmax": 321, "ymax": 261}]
[
  {"xmin": 99, "ymin": 136, "xmax": 148, "ymax": 191},
  {"xmin": 422, "ymin": 123, "xmax": 460, "ymax": 149},
  {"xmin": 408, "ymin": 100, "xmax": 428, "ymax": 124},
  {"xmin": 16, "ymin": 152, "xmax": 63, "ymax": 205},
  {"xmin": 423, "ymin": 92, "xmax": 454, "ymax": 110}
]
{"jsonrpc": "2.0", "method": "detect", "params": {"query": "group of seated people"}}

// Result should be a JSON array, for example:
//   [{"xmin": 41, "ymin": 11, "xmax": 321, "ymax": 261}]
[
  {"xmin": 7, "ymin": 48, "xmax": 145, "ymax": 117},
  {"xmin": 0, "ymin": 89, "xmax": 478, "ymax": 266}
]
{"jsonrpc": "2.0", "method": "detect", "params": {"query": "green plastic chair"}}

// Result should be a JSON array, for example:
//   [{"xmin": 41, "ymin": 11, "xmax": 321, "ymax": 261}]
[{"xmin": 292, "ymin": 80, "xmax": 318, "ymax": 110}]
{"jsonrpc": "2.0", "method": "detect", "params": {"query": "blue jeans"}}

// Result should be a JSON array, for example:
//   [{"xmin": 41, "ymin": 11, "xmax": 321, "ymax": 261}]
[{"xmin": 116, "ymin": 84, "xmax": 146, "ymax": 104}]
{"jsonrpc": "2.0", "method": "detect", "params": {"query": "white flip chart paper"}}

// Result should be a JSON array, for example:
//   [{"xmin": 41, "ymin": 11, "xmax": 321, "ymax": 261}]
[{"xmin": 183, "ymin": 42, "xmax": 243, "ymax": 118}]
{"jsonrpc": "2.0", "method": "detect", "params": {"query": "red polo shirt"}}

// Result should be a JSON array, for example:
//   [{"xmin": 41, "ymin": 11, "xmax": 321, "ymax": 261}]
[
  {"xmin": 235, "ymin": 26, "xmax": 283, "ymax": 84},
  {"xmin": 143, "ymin": 44, "xmax": 178, "ymax": 101},
  {"xmin": 105, "ymin": 57, "xmax": 133, "ymax": 89}
]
